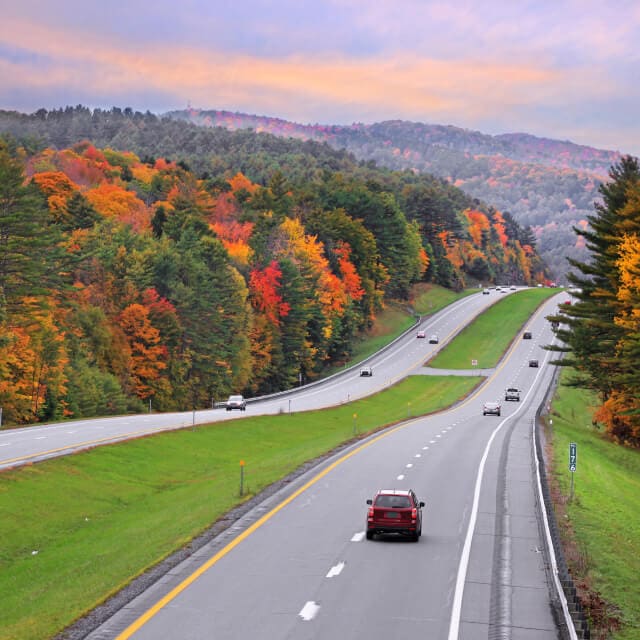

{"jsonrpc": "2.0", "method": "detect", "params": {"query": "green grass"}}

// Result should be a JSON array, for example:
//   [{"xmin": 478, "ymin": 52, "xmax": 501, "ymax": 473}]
[
  {"xmin": 0, "ymin": 374, "xmax": 479, "ymax": 640},
  {"xmin": 429, "ymin": 287, "xmax": 558, "ymax": 369},
  {"xmin": 0, "ymin": 285, "xmax": 608, "ymax": 640},
  {"xmin": 546, "ymin": 373, "xmax": 640, "ymax": 639},
  {"xmin": 347, "ymin": 284, "xmax": 475, "ymax": 364}
]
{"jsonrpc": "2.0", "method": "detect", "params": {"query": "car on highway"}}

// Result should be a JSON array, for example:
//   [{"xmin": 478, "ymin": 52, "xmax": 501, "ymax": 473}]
[
  {"xmin": 504, "ymin": 387, "xmax": 521, "ymax": 402},
  {"xmin": 226, "ymin": 395, "xmax": 246, "ymax": 411},
  {"xmin": 529, "ymin": 359, "xmax": 539, "ymax": 368},
  {"xmin": 359, "ymin": 366, "xmax": 373, "ymax": 377},
  {"xmin": 416, "ymin": 330, "xmax": 426, "ymax": 338},
  {"xmin": 482, "ymin": 289, "xmax": 490, "ymax": 295},
  {"xmin": 428, "ymin": 334, "xmax": 439, "ymax": 344},
  {"xmin": 482, "ymin": 401, "xmax": 501, "ymax": 416},
  {"xmin": 366, "ymin": 489, "xmax": 424, "ymax": 541},
  {"xmin": 523, "ymin": 331, "xmax": 532, "ymax": 339}
]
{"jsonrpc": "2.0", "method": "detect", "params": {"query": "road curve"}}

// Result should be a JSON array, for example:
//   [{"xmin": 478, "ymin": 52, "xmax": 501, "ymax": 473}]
[
  {"xmin": 1, "ymin": 289, "xmax": 512, "ymax": 471},
  {"xmin": 82, "ymin": 293, "xmax": 566, "ymax": 640}
]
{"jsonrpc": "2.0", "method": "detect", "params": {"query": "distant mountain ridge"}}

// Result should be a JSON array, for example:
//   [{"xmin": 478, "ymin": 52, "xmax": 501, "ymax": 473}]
[
  {"xmin": 167, "ymin": 109, "xmax": 621, "ymax": 176},
  {"xmin": 166, "ymin": 109, "xmax": 624, "ymax": 280}
]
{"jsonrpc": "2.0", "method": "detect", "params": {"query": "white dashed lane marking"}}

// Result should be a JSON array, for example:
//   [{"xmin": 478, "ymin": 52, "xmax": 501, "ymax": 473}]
[
  {"xmin": 326, "ymin": 562, "xmax": 345, "ymax": 578},
  {"xmin": 299, "ymin": 601, "xmax": 320, "ymax": 621}
]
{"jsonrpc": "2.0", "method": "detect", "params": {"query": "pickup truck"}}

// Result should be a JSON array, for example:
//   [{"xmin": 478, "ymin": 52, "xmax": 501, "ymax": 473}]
[{"xmin": 504, "ymin": 387, "xmax": 521, "ymax": 402}]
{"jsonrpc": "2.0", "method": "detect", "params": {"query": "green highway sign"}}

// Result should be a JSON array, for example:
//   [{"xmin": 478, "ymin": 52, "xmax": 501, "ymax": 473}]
[{"xmin": 569, "ymin": 442, "xmax": 577, "ymax": 473}]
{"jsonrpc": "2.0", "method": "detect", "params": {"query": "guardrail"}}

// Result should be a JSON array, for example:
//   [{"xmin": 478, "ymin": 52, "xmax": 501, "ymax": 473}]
[{"xmin": 534, "ymin": 366, "xmax": 590, "ymax": 639}]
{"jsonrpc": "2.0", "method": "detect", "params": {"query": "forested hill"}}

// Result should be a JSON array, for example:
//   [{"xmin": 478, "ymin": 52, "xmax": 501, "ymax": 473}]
[
  {"xmin": 0, "ymin": 106, "xmax": 545, "ymax": 425},
  {"xmin": 165, "ymin": 109, "xmax": 625, "ymax": 281}
]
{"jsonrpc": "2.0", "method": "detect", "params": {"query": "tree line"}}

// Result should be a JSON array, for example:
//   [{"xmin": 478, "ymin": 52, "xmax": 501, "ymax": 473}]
[
  {"xmin": 549, "ymin": 156, "xmax": 640, "ymax": 447},
  {"xmin": 0, "ymin": 109, "xmax": 545, "ymax": 426}
]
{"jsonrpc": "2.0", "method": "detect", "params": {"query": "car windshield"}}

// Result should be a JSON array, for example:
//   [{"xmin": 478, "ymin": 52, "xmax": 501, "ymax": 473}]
[
  {"xmin": 375, "ymin": 495, "xmax": 411, "ymax": 508},
  {"xmin": 229, "ymin": 395, "xmax": 243, "ymax": 401}
]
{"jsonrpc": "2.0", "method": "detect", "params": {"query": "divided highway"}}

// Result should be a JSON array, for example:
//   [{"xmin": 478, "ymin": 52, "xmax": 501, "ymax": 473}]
[
  {"xmin": 1, "ymin": 289, "xmax": 510, "ymax": 471},
  {"xmin": 3, "ymin": 289, "xmax": 571, "ymax": 640}
]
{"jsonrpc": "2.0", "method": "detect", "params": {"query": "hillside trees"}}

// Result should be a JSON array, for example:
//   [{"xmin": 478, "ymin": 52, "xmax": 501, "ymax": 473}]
[
  {"xmin": 549, "ymin": 156, "xmax": 640, "ymax": 445},
  {"xmin": 0, "ymin": 121, "xmax": 547, "ymax": 425}
]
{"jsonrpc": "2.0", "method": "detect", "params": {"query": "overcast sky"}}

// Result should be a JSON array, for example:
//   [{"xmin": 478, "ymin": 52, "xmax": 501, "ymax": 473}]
[{"xmin": 1, "ymin": 0, "xmax": 639, "ymax": 155}]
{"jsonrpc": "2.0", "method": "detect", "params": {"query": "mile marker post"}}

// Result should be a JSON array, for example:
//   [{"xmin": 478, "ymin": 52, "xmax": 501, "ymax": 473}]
[
  {"xmin": 239, "ymin": 460, "xmax": 245, "ymax": 496},
  {"xmin": 569, "ymin": 442, "xmax": 577, "ymax": 501}
]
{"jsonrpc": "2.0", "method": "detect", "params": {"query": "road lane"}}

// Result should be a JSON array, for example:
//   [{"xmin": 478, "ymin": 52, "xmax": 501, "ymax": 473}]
[{"xmin": 85, "ymin": 293, "xmax": 565, "ymax": 640}]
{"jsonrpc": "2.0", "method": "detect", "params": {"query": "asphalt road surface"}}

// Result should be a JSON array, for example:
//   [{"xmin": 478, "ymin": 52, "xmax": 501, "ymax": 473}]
[{"xmin": 80, "ymin": 292, "xmax": 567, "ymax": 640}]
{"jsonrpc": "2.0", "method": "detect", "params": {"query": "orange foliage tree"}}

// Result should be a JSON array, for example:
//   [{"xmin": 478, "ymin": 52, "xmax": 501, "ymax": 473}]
[
  {"xmin": 118, "ymin": 303, "xmax": 168, "ymax": 400},
  {"xmin": 86, "ymin": 183, "xmax": 151, "ymax": 231}
]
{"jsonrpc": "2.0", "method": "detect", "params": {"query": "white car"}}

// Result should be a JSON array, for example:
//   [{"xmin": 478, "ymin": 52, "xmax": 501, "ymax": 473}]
[
  {"xmin": 359, "ymin": 366, "xmax": 373, "ymax": 377},
  {"xmin": 428, "ymin": 334, "xmax": 439, "ymax": 344},
  {"xmin": 226, "ymin": 395, "xmax": 246, "ymax": 411}
]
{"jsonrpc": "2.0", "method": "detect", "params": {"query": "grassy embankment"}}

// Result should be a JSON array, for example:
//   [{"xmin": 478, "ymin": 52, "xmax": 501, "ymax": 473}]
[
  {"xmin": 545, "ymin": 373, "xmax": 640, "ymax": 639},
  {"xmin": 429, "ymin": 286, "xmax": 555, "ymax": 368},
  {"xmin": 0, "ymin": 286, "xmax": 554, "ymax": 640}
]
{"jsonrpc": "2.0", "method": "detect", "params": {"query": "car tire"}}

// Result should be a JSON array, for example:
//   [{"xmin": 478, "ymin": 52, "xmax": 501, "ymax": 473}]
[
  {"xmin": 497, "ymin": 411, "xmax": 501, "ymax": 416},
  {"xmin": 366, "ymin": 530, "xmax": 374, "ymax": 540}
]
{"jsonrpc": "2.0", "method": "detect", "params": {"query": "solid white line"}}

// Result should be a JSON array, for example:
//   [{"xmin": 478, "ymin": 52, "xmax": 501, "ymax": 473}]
[
  {"xmin": 299, "ymin": 601, "xmax": 320, "ymax": 621},
  {"xmin": 0, "ymin": 443, "xmax": 10, "ymax": 447},
  {"xmin": 532, "ymin": 409, "xmax": 579, "ymax": 639},
  {"xmin": 326, "ymin": 562, "xmax": 345, "ymax": 578}
]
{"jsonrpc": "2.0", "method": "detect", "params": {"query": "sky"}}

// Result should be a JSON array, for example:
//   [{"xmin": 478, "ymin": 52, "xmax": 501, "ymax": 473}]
[{"xmin": 1, "ymin": 0, "xmax": 639, "ymax": 155}]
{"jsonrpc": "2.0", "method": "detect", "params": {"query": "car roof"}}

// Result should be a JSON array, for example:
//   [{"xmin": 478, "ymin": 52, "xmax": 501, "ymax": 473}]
[{"xmin": 376, "ymin": 489, "xmax": 412, "ymax": 496}]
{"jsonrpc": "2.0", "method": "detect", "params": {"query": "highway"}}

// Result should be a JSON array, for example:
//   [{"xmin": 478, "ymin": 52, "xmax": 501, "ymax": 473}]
[
  {"xmin": 1, "ymin": 288, "xmax": 513, "ymax": 471},
  {"xmin": 76, "ymin": 291, "xmax": 569, "ymax": 640}
]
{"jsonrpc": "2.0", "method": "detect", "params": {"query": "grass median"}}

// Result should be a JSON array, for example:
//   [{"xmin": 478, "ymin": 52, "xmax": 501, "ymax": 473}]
[
  {"xmin": 428, "ymin": 287, "xmax": 559, "ymax": 369},
  {"xmin": 0, "ymin": 375, "xmax": 479, "ymax": 640}
]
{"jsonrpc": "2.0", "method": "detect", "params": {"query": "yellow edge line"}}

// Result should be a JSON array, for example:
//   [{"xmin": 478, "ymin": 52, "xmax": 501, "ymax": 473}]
[{"xmin": 115, "ymin": 423, "xmax": 407, "ymax": 639}]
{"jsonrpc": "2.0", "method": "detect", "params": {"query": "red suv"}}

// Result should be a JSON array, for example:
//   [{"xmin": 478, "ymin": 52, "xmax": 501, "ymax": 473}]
[{"xmin": 366, "ymin": 489, "xmax": 424, "ymax": 541}]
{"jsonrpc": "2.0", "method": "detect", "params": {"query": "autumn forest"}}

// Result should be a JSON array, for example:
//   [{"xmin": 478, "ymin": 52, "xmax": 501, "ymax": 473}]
[{"xmin": 0, "ymin": 107, "xmax": 547, "ymax": 426}]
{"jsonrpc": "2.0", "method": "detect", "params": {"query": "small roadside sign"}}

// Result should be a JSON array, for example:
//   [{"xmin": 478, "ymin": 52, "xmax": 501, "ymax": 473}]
[
  {"xmin": 471, "ymin": 359, "xmax": 478, "ymax": 366},
  {"xmin": 569, "ymin": 442, "xmax": 577, "ymax": 472}
]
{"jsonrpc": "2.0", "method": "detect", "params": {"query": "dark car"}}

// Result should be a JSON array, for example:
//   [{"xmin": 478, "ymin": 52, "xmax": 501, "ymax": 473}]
[
  {"xmin": 366, "ymin": 489, "xmax": 424, "ymax": 541},
  {"xmin": 523, "ymin": 331, "xmax": 532, "ymax": 339},
  {"xmin": 529, "ymin": 359, "xmax": 539, "ymax": 368},
  {"xmin": 483, "ymin": 401, "xmax": 501, "ymax": 416},
  {"xmin": 226, "ymin": 394, "xmax": 246, "ymax": 411}
]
